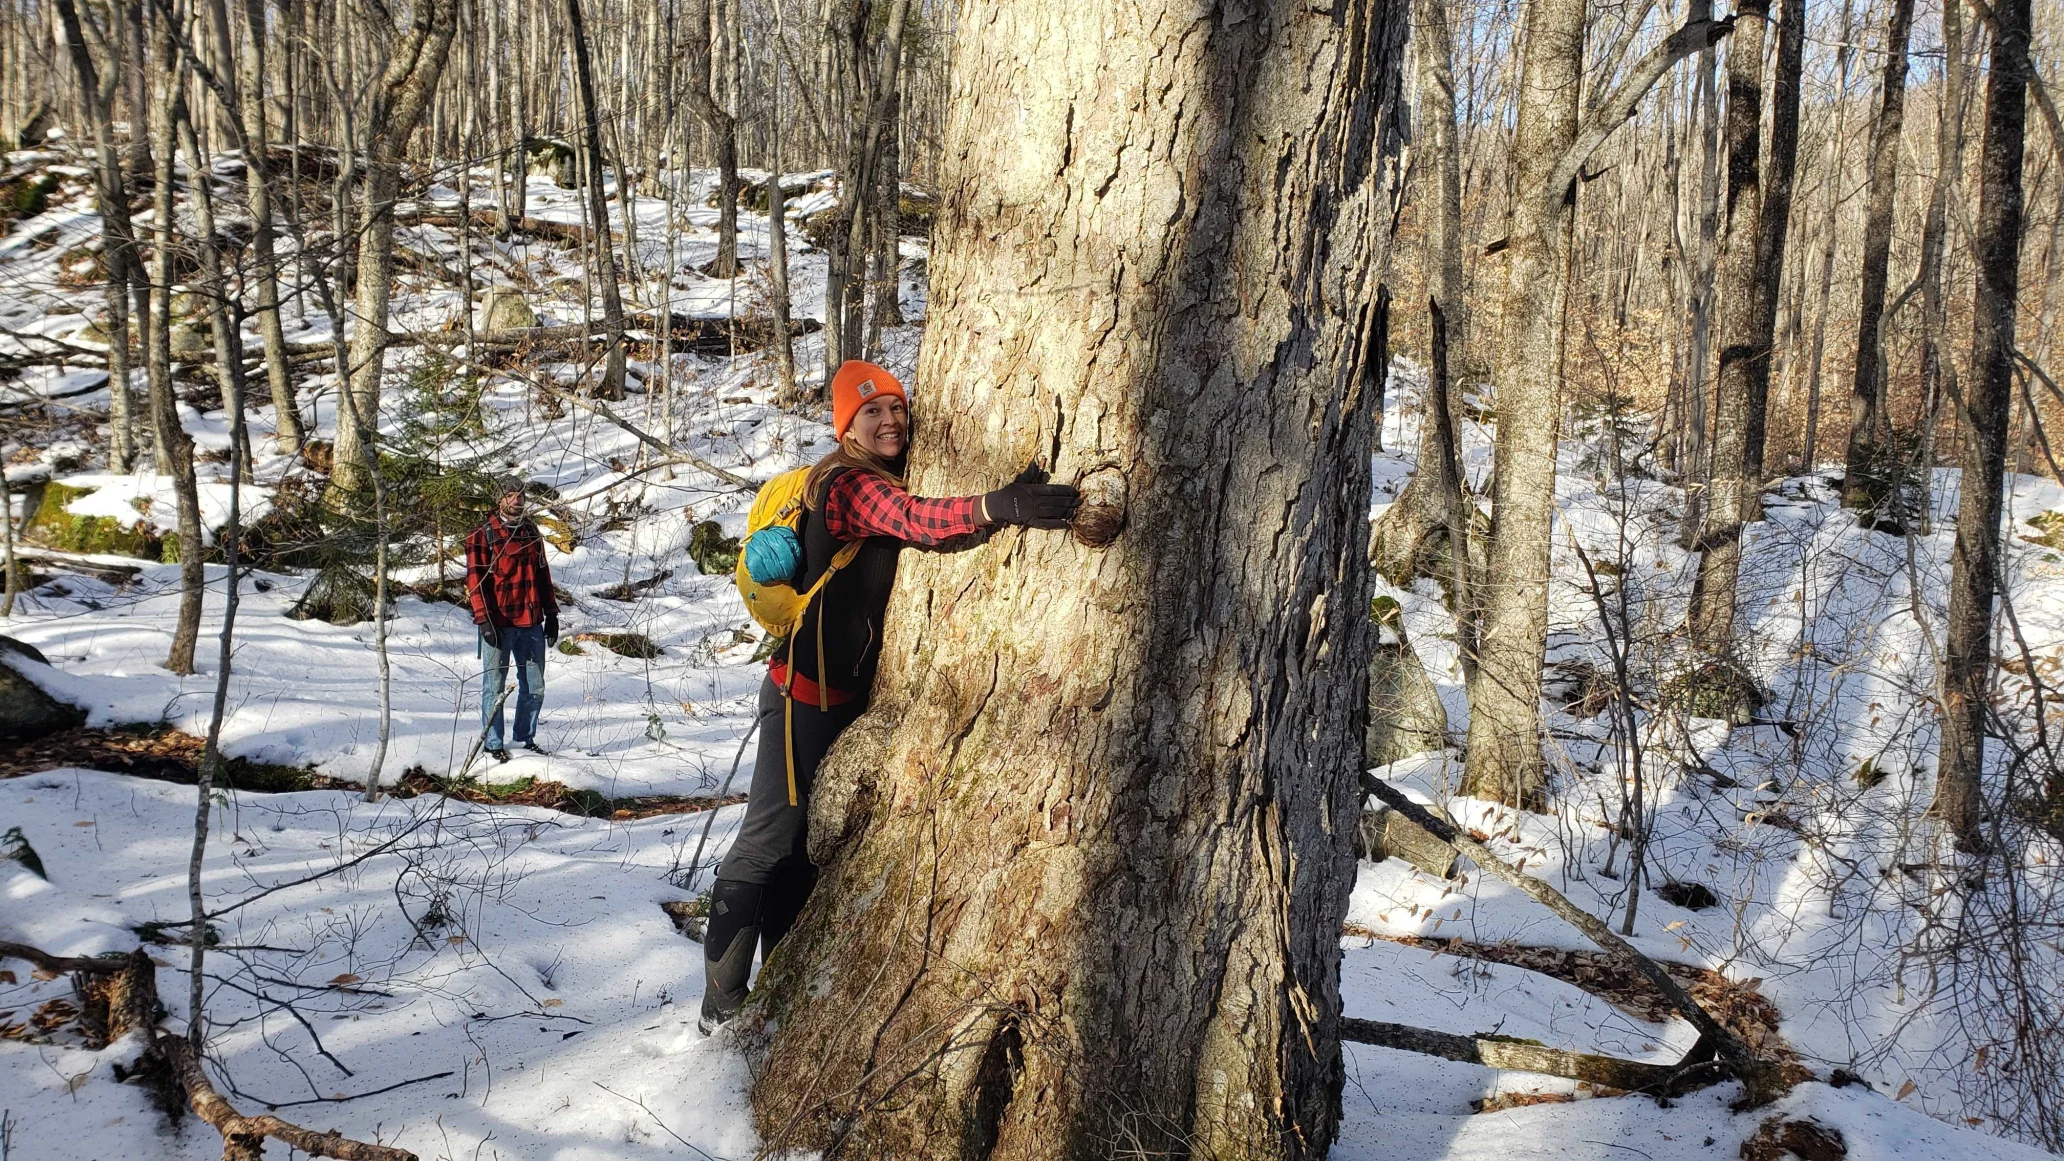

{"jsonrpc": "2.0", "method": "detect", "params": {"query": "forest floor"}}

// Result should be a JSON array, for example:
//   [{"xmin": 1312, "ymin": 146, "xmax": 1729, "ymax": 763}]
[{"xmin": 2, "ymin": 148, "xmax": 2059, "ymax": 1159}]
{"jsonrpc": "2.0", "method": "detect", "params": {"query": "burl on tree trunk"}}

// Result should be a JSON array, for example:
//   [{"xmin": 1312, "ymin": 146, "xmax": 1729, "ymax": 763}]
[{"xmin": 743, "ymin": 1, "xmax": 1405, "ymax": 1158}]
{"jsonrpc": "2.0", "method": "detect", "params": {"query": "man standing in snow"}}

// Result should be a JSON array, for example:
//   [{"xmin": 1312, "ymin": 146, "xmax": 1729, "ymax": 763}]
[{"xmin": 467, "ymin": 476, "xmax": 560, "ymax": 762}]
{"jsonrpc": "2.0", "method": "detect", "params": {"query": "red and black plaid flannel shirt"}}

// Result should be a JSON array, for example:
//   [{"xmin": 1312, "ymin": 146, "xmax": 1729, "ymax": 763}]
[
  {"xmin": 466, "ymin": 515, "xmax": 558, "ymax": 628},
  {"xmin": 823, "ymin": 471, "xmax": 984, "ymax": 545}
]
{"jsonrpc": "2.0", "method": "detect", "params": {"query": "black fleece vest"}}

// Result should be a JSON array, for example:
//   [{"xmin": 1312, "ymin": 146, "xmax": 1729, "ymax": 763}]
[{"xmin": 790, "ymin": 468, "xmax": 900, "ymax": 696}]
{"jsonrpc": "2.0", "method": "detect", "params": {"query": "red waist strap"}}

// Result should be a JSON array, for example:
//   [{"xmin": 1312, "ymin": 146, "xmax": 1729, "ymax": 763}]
[{"xmin": 769, "ymin": 660, "xmax": 856, "ymax": 708}]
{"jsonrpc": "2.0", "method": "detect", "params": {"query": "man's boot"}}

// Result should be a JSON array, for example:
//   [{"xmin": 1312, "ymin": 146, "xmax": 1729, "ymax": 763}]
[{"xmin": 699, "ymin": 879, "xmax": 762, "ymax": 1035}]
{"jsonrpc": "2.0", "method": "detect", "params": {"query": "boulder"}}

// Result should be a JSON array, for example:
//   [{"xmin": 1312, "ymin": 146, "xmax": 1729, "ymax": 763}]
[
  {"xmin": 21, "ymin": 481, "xmax": 161, "ymax": 559},
  {"xmin": 0, "ymin": 637, "xmax": 87, "ymax": 742},
  {"xmin": 525, "ymin": 138, "xmax": 580, "ymax": 189},
  {"xmin": 1365, "ymin": 597, "xmax": 1448, "ymax": 767},
  {"xmin": 480, "ymin": 287, "xmax": 539, "ymax": 334}
]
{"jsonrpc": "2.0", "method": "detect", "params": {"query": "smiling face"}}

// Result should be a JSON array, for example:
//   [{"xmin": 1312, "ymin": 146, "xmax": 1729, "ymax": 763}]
[
  {"xmin": 498, "ymin": 489, "xmax": 525, "ymax": 519},
  {"xmin": 846, "ymin": 394, "xmax": 909, "ymax": 459}
]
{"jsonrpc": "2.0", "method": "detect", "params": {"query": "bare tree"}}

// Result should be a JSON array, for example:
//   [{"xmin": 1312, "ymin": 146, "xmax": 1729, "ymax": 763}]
[
  {"xmin": 1687, "ymin": 0, "xmax": 1802, "ymax": 653},
  {"xmin": 682, "ymin": 0, "xmax": 741, "ymax": 279},
  {"xmin": 52, "ymin": 0, "xmax": 141, "ymax": 473},
  {"xmin": 326, "ymin": 0, "xmax": 459, "ymax": 501},
  {"xmin": 565, "ymin": 0, "xmax": 628, "ymax": 399},
  {"xmin": 145, "ymin": 0, "xmax": 204, "ymax": 675},
  {"xmin": 1464, "ymin": 7, "xmax": 1733, "ymax": 807},
  {"xmin": 1840, "ymin": 0, "xmax": 1916, "ymax": 504},
  {"xmin": 1938, "ymin": 0, "xmax": 2033, "ymax": 854}
]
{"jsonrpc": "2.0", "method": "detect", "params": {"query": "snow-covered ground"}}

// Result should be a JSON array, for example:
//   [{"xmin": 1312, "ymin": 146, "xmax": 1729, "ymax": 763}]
[{"xmin": 5, "ymin": 150, "xmax": 2060, "ymax": 1159}]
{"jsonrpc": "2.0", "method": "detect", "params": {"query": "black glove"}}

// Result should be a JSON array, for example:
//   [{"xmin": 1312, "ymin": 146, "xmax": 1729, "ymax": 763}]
[
  {"xmin": 480, "ymin": 620, "xmax": 502, "ymax": 651},
  {"xmin": 982, "ymin": 462, "xmax": 1081, "ymax": 530},
  {"xmin": 544, "ymin": 612, "xmax": 560, "ymax": 646}
]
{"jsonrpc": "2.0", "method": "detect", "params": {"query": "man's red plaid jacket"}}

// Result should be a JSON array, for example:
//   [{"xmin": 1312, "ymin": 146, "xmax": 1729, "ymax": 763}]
[{"xmin": 466, "ymin": 515, "xmax": 558, "ymax": 628}]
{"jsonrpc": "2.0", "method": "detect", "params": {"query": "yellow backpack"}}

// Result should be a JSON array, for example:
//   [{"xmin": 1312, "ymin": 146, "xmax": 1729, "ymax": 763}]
[{"xmin": 733, "ymin": 468, "xmax": 860, "ymax": 640}]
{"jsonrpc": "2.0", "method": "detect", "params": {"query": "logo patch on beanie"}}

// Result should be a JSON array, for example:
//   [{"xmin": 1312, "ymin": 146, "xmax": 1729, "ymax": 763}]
[{"xmin": 856, "ymin": 379, "xmax": 878, "ymax": 400}]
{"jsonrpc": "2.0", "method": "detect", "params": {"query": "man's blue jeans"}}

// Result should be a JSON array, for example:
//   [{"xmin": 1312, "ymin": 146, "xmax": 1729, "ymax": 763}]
[{"xmin": 481, "ymin": 625, "xmax": 546, "ymax": 751}]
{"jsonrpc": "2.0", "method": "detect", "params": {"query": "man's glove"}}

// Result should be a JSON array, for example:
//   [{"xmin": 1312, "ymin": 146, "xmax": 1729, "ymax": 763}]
[
  {"xmin": 982, "ymin": 462, "xmax": 1081, "ymax": 529},
  {"xmin": 480, "ymin": 620, "xmax": 502, "ymax": 651},
  {"xmin": 544, "ymin": 612, "xmax": 560, "ymax": 646}
]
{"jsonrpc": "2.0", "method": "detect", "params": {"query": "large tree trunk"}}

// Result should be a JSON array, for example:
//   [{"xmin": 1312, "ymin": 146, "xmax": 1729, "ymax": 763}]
[
  {"xmin": 1840, "ymin": 0, "xmax": 1916, "ymax": 502},
  {"xmin": 325, "ymin": 0, "xmax": 457, "ymax": 501},
  {"xmin": 1937, "ymin": 0, "xmax": 2031, "ymax": 854},
  {"xmin": 745, "ymin": 1, "xmax": 1406, "ymax": 1156},
  {"xmin": 1462, "ymin": 10, "xmax": 1732, "ymax": 807}
]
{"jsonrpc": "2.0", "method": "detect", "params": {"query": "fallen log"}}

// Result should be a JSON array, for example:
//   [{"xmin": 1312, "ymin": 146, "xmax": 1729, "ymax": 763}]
[
  {"xmin": 1338, "ymin": 1017, "xmax": 1725, "ymax": 1095},
  {"xmin": 1360, "ymin": 774, "xmax": 1791, "ymax": 1103},
  {"xmin": 0, "ymin": 942, "xmax": 418, "ymax": 1161}
]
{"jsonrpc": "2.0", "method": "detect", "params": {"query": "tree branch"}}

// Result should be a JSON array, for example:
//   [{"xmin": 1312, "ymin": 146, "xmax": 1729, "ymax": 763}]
[
  {"xmin": 1338, "ymin": 1017, "xmax": 1725, "ymax": 1093},
  {"xmin": 1359, "ymin": 776, "xmax": 1788, "ymax": 1101},
  {"xmin": 1547, "ymin": 18, "xmax": 1735, "ymax": 203}
]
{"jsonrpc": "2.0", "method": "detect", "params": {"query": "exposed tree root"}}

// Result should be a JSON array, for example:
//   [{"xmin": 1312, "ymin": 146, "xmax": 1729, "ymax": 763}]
[{"xmin": 0, "ymin": 942, "xmax": 417, "ymax": 1161}]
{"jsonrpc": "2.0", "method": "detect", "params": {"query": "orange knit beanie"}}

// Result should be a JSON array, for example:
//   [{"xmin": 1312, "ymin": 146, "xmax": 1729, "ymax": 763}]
[{"xmin": 830, "ymin": 360, "xmax": 907, "ymax": 440}]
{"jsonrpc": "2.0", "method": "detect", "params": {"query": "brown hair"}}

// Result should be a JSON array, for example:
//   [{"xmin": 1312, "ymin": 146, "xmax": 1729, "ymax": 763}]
[{"xmin": 803, "ymin": 433, "xmax": 907, "ymax": 511}]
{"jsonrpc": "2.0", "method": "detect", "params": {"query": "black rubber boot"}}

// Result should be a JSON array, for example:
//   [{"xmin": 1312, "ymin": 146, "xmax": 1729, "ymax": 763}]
[
  {"xmin": 699, "ymin": 879, "xmax": 762, "ymax": 1034},
  {"xmin": 757, "ymin": 862, "xmax": 819, "ymax": 957}
]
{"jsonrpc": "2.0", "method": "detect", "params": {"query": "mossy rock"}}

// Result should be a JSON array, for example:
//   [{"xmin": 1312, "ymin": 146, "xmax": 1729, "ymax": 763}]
[
  {"xmin": 0, "ymin": 173, "xmax": 58, "ymax": 222},
  {"xmin": 1660, "ymin": 661, "xmax": 1768, "ymax": 726},
  {"xmin": 286, "ymin": 564, "xmax": 382, "ymax": 625},
  {"xmin": 573, "ymin": 631, "xmax": 660, "ymax": 659},
  {"xmin": 480, "ymin": 287, "xmax": 539, "ymax": 333},
  {"xmin": 533, "ymin": 513, "xmax": 577, "ymax": 554},
  {"xmin": 2024, "ymin": 511, "xmax": 2064, "ymax": 551},
  {"xmin": 688, "ymin": 520, "xmax": 739, "ymax": 576},
  {"xmin": 555, "ymin": 638, "xmax": 585, "ymax": 656},
  {"xmin": 22, "ymin": 481, "xmax": 162, "ymax": 559},
  {"xmin": 524, "ymin": 138, "xmax": 580, "ymax": 188},
  {"xmin": 218, "ymin": 756, "xmax": 320, "ymax": 793},
  {"xmin": 170, "ymin": 323, "xmax": 211, "ymax": 359}
]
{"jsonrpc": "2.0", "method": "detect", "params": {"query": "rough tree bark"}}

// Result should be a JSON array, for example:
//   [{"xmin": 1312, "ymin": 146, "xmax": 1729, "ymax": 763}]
[
  {"xmin": 564, "ymin": 0, "xmax": 627, "ymax": 399},
  {"xmin": 744, "ymin": 1, "xmax": 1405, "ymax": 1156},
  {"xmin": 326, "ymin": 0, "xmax": 458, "ymax": 502},
  {"xmin": 1937, "ymin": 0, "xmax": 2032, "ymax": 854},
  {"xmin": 1689, "ymin": 0, "xmax": 1797, "ymax": 653},
  {"xmin": 1463, "ymin": 8, "xmax": 1734, "ymax": 807},
  {"xmin": 1840, "ymin": 0, "xmax": 1916, "ymax": 503}
]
